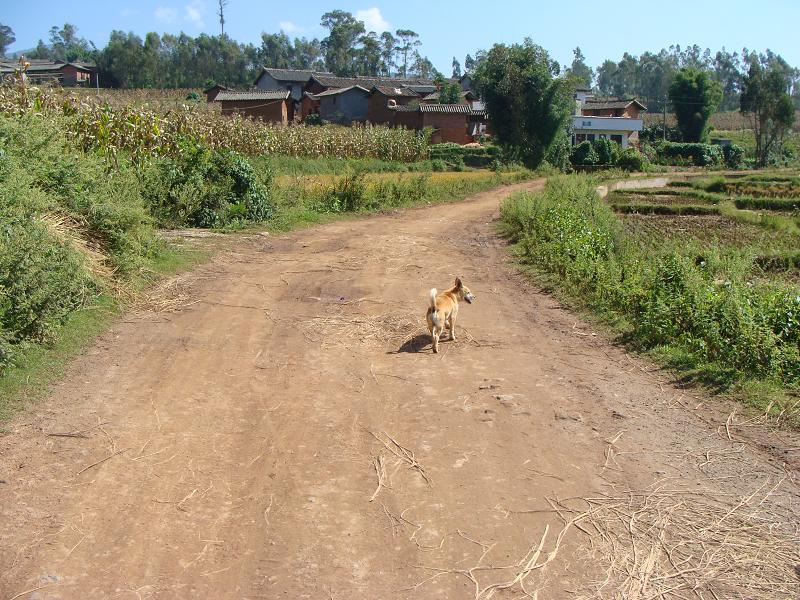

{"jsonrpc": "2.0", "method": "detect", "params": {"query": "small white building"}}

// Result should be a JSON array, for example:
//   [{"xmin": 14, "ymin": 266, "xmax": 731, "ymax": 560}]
[{"xmin": 572, "ymin": 89, "xmax": 646, "ymax": 149}]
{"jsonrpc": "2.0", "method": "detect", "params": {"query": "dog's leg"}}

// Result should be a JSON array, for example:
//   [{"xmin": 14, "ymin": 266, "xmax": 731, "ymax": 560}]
[
  {"xmin": 432, "ymin": 327, "xmax": 440, "ymax": 353},
  {"xmin": 449, "ymin": 315, "xmax": 456, "ymax": 341}
]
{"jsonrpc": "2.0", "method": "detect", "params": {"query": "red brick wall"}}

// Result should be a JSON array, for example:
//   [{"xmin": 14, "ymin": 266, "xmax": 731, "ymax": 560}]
[
  {"xmin": 60, "ymin": 65, "xmax": 92, "ymax": 86},
  {"xmin": 368, "ymin": 95, "xmax": 416, "ymax": 125},
  {"xmin": 221, "ymin": 99, "xmax": 288, "ymax": 124},
  {"xmin": 423, "ymin": 113, "xmax": 471, "ymax": 144}
]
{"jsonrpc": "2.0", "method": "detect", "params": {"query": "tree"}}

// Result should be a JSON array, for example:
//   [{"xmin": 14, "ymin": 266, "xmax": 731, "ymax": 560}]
[
  {"xmin": 394, "ymin": 30, "xmax": 420, "ymax": 77},
  {"xmin": 409, "ymin": 51, "xmax": 437, "ymax": 79},
  {"xmin": 439, "ymin": 81, "xmax": 462, "ymax": 104},
  {"xmin": 379, "ymin": 32, "xmax": 395, "ymax": 76},
  {"xmin": 473, "ymin": 39, "xmax": 574, "ymax": 168},
  {"xmin": 0, "ymin": 24, "xmax": 15, "ymax": 57},
  {"xmin": 566, "ymin": 47, "xmax": 592, "ymax": 87},
  {"xmin": 356, "ymin": 32, "xmax": 382, "ymax": 77},
  {"xmin": 320, "ymin": 10, "xmax": 365, "ymax": 76},
  {"xmin": 218, "ymin": 0, "xmax": 229, "ymax": 37},
  {"xmin": 740, "ymin": 52, "xmax": 797, "ymax": 166},
  {"xmin": 668, "ymin": 67, "xmax": 722, "ymax": 142},
  {"xmin": 452, "ymin": 57, "xmax": 462, "ymax": 79},
  {"xmin": 47, "ymin": 23, "xmax": 94, "ymax": 62},
  {"xmin": 260, "ymin": 32, "xmax": 294, "ymax": 69}
]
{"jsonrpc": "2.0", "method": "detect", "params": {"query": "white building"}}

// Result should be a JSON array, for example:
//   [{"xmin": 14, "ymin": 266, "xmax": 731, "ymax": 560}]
[{"xmin": 572, "ymin": 88, "xmax": 646, "ymax": 149}]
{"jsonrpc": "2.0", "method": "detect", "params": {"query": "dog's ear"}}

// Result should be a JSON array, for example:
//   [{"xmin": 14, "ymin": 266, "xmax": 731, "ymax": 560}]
[{"xmin": 455, "ymin": 277, "xmax": 463, "ymax": 289}]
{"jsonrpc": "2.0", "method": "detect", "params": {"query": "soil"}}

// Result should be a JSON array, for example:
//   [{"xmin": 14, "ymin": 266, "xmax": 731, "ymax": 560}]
[{"xmin": 2, "ymin": 180, "xmax": 799, "ymax": 599}]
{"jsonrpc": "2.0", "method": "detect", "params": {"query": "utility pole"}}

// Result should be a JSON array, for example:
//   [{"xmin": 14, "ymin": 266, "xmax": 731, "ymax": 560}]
[{"xmin": 218, "ymin": 0, "xmax": 229, "ymax": 37}]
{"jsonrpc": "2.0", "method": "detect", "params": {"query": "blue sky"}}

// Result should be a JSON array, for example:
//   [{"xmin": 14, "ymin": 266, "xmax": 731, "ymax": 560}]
[{"xmin": 4, "ymin": 0, "xmax": 799, "ymax": 70}]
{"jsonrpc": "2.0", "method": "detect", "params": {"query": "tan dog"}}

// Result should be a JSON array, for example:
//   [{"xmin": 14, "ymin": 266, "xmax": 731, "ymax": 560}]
[{"xmin": 426, "ymin": 278, "xmax": 476, "ymax": 353}]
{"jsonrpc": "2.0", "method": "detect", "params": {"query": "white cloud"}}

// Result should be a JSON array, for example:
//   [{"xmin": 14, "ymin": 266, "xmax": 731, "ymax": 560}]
[
  {"xmin": 279, "ymin": 21, "xmax": 301, "ymax": 34},
  {"xmin": 356, "ymin": 7, "xmax": 390, "ymax": 33},
  {"xmin": 121, "ymin": 7, "xmax": 139, "ymax": 17},
  {"xmin": 154, "ymin": 6, "xmax": 178, "ymax": 23},
  {"xmin": 184, "ymin": 0, "xmax": 206, "ymax": 29}
]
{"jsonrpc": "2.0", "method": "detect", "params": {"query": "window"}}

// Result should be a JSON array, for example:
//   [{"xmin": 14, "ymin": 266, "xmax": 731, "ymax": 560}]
[
  {"xmin": 587, "ymin": 134, "xmax": 596, "ymax": 142},
  {"xmin": 575, "ymin": 133, "xmax": 587, "ymax": 143},
  {"xmin": 611, "ymin": 135, "xmax": 623, "ymax": 145}
]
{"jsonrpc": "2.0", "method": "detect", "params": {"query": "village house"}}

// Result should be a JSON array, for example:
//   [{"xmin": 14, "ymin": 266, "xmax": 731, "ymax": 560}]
[
  {"xmin": 0, "ymin": 58, "xmax": 98, "ymax": 86},
  {"xmin": 215, "ymin": 90, "xmax": 292, "ymax": 124},
  {"xmin": 314, "ymin": 85, "xmax": 371, "ymax": 124},
  {"xmin": 572, "ymin": 86, "xmax": 646, "ymax": 148},
  {"xmin": 203, "ymin": 84, "xmax": 229, "ymax": 102},
  {"xmin": 389, "ymin": 104, "xmax": 487, "ymax": 145}
]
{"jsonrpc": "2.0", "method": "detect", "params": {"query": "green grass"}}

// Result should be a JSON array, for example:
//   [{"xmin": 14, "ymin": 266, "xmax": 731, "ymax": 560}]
[
  {"xmin": 501, "ymin": 175, "xmax": 800, "ymax": 426},
  {"xmin": 0, "ymin": 243, "xmax": 208, "ymax": 422},
  {"xmin": 255, "ymin": 155, "xmax": 440, "ymax": 176}
]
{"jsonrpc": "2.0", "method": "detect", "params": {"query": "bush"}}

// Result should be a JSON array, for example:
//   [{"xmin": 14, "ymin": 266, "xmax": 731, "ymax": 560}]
[
  {"xmin": 723, "ymin": 144, "xmax": 745, "ymax": 169},
  {"xmin": 0, "ymin": 114, "xmax": 156, "ymax": 370},
  {"xmin": 142, "ymin": 140, "xmax": 274, "ymax": 228},
  {"xmin": 570, "ymin": 141, "xmax": 599, "ymax": 166},
  {"xmin": 617, "ymin": 148, "xmax": 649, "ymax": 172},
  {"xmin": 657, "ymin": 142, "xmax": 723, "ymax": 167},
  {"xmin": 500, "ymin": 176, "xmax": 800, "ymax": 389},
  {"xmin": 303, "ymin": 113, "xmax": 325, "ymax": 126},
  {"xmin": 594, "ymin": 138, "xmax": 621, "ymax": 166}
]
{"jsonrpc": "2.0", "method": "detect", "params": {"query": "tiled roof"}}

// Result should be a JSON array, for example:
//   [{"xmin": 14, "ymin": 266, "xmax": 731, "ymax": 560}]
[
  {"xmin": 421, "ymin": 90, "xmax": 474, "ymax": 102},
  {"xmin": 371, "ymin": 86, "xmax": 420, "ymax": 98},
  {"xmin": 312, "ymin": 75, "xmax": 437, "ymax": 89},
  {"xmin": 404, "ymin": 84, "xmax": 437, "ymax": 94},
  {"xmin": 314, "ymin": 85, "xmax": 370, "ymax": 97},
  {"xmin": 392, "ymin": 104, "xmax": 482, "ymax": 115},
  {"xmin": 583, "ymin": 98, "xmax": 647, "ymax": 111},
  {"xmin": 261, "ymin": 68, "xmax": 332, "ymax": 83},
  {"xmin": 419, "ymin": 104, "xmax": 474, "ymax": 114},
  {"xmin": 0, "ymin": 59, "xmax": 96, "ymax": 73},
  {"xmin": 215, "ymin": 90, "xmax": 290, "ymax": 102}
]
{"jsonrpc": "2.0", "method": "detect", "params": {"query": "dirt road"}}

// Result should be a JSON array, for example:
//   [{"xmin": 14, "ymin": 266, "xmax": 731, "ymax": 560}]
[{"xmin": 2, "ymin": 180, "xmax": 799, "ymax": 599}]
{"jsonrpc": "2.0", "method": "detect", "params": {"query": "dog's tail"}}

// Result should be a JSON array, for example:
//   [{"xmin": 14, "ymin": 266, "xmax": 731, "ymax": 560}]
[{"xmin": 429, "ymin": 288, "xmax": 442, "ymax": 328}]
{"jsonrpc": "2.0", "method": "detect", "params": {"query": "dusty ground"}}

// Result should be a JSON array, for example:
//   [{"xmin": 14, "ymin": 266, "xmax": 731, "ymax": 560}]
[{"xmin": 1, "ymin": 180, "xmax": 799, "ymax": 599}]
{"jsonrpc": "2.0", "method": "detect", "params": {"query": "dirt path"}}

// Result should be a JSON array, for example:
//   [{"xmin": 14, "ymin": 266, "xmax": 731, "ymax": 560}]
[{"xmin": 2, "ymin": 180, "xmax": 799, "ymax": 599}]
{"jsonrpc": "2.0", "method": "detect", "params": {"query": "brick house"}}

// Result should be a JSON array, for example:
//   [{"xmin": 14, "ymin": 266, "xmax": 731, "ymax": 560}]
[
  {"xmin": 215, "ymin": 90, "xmax": 292, "ymax": 124},
  {"xmin": 367, "ymin": 86, "xmax": 421, "ymax": 124},
  {"xmin": 390, "ymin": 104, "xmax": 486, "ymax": 145},
  {"xmin": 314, "ymin": 85, "xmax": 371, "ymax": 124},
  {"xmin": 203, "ymin": 84, "xmax": 229, "ymax": 102},
  {"xmin": 0, "ymin": 58, "xmax": 97, "ymax": 86}
]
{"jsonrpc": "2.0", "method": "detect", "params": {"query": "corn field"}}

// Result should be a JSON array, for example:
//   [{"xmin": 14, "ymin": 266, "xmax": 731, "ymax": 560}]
[{"xmin": 0, "ymin": 82, "xmax": 429, "ymax": 163}]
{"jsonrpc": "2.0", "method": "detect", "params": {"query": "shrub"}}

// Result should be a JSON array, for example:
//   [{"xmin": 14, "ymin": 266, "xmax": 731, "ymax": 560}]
[
  {"xmin": 500, "ymin": 176, "xmax": 800, "ymax": 390},
  {"xmin": 723, "ymin": 144, "xmax": 744, "ymax": 169},
  {"xmin": 570, "ymin": 141, "xmax": 599, "ymax": 166},
  {"xmin": 657, "ymin": 142, "xmax": 723, "ymax": 167},
  {"xmin": 141, "ymin": 140, "xmax": 274, "ymax": 228},
  {"xmin": 594, "ymin": 138, "xmax": 621, "ymax": 166},
  {"xmin": 617, "ymin": 148, "xmax": 649, "ymax": 172},
  {"xmin": 0, "ymin": 114, "xmax": 156, "ymax": 370}
]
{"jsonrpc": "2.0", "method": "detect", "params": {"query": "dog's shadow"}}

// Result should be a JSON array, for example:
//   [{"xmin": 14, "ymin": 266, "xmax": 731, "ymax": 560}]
[{"xmin": 390, "ymin": 334, "xmax": 432, "ymax": 354}]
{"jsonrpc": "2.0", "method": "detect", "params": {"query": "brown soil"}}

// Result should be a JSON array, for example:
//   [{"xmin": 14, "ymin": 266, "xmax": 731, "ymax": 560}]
[{"xmin": 2, "ymin": 180, "xmax": 799, "ymax": 599}]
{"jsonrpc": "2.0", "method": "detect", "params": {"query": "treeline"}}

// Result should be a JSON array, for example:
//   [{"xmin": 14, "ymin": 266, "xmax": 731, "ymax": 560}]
[
  {"xmin": 0, "ymin": 12, "xmax": 439, "ymax": 89},
  {"xmin": 564, "ymin": 45, "xmax": 800, "ymax": 112}
]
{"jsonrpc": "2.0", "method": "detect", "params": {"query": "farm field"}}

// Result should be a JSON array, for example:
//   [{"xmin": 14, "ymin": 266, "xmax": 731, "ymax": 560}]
[{"xmin": 2, "ymin": 180, "xmax": 799, "ymax": 599}]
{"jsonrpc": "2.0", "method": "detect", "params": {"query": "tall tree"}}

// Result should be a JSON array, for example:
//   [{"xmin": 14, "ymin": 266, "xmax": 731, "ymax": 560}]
[
  {"xmin": 218, "ymin": 0, "xmax": 229, "ymax": 37},
  {"xmin": 740, "ymin": 52, "xmax": 797, "ymax": 166},
  {"xmin": 0, "ymin": 24, "xmax": 15, "ymax": 58},
  {"xmin": 259, "ymin": 32, "xmax": 294, "ymax": 69},
  {"xmin": 379, "ymin": 32, "xmax": 396, "ymax": 76},
  {"xmin": 668, "ymin": 67, "xmax": 722, "ymax": 142},
  {"xmin": 566, "ymin": 47, "xmax": 593, "ymax": 87},
  {"xmin": 452, "ymin": 57, "xmax": 462, "ymax": 79},
  {"xmin": 394, "ymin": 30, "xmax": 420, "ymax": 77},
  {"xmin": 47, "ymin": 23, "xmax": 94, "ymax": 62},
  {"xmin": 320, "ymin": 10, "xmax": 365, "ymax": 76},
  {"xmin": 356, "ymin": 32, "xmax": 383, "ymax": 77},
  {"xmin": 473, "ymin": 39, "xmax": 573, "ymax": 168}
]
